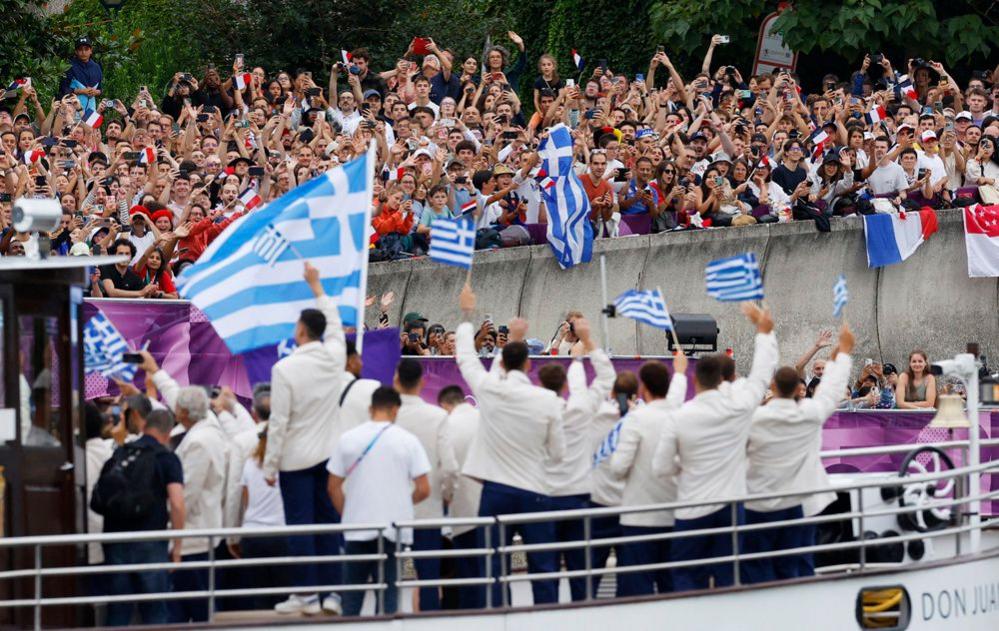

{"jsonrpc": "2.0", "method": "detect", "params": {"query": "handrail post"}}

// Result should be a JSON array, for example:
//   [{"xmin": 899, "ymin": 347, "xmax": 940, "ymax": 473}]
[
  {"xmin": 207, "ymin": 535, "xmax": 216, "ymax": 622},
  {"xmin": 393, "ymin": 528, "xmax": 402, "ymax": 616},
  {"xmin": 378, "ymin": 529, "xmax": 386, "ymax": 615},
  {"xmin": 484, "ymin": 523, "xmax": 493, "ymax": 609},
  {"xmin": 584, "ymin": 515, "xmax": 593, "ymax": 601},
  {"xmin": 731, "ymin": 502, "xmax": 741, "ymax": 587},
  {"xmin": 33, "ymin": 544, "xmax": 41, "ymax": 631},
  {"xmin": 857, "ymin": 491, "xmax": 866, "ymax": 571},
  {"xmin": 499, "ymin": 521, "xmax": 508, "ymax": 608}
]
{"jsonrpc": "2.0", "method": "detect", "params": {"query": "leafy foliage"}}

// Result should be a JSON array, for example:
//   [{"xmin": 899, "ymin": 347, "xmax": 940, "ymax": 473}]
[{"xmin": 0, "ymin": 0, "xmax": 71, "ymax": 106}]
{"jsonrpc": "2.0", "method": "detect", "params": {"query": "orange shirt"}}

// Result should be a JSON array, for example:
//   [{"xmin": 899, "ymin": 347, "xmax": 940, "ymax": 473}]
[{"xmin": 372, "ymin": 207, "xmax": 414, "ymax": 236}]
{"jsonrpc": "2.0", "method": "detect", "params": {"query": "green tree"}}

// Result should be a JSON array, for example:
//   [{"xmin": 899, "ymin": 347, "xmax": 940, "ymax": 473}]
[{"xmin": 0, "ymin": 0, "xmax": 71, "ymax": 106}]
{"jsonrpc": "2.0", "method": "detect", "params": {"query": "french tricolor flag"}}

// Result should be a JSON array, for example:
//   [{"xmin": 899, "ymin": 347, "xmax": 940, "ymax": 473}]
[
  {"xmin": 863, "ymin": 208, "xmax": 938, "ymax": 268},
  {"xmin": 235, "ymin": 73, "xmax": 252, "ymax": 90},
  {"xmin": 866, "ymin": 104, "xmax": 887, "ymax": 126},
  {"xmin": 532, "ymin": 167, "xmax": 555, "ymax": 190},
  {"xmin": 138, "ymin": 146, "xmax": 156, "ymax": 164},
  {"xmin": 896, "ymin": 75, "xmax": 917, "ymax": 101},
  {"xmin": 6, "ymin": 78, "xmax": 28, "ymax": 92},
  {"xmin": 808, "ymin": 128, "xmax": 830, "ymax": 160},
  {"xmin": 22, "ymin": 147, "xmax": 44, "ymax": 165},
  {"xmin": 756, "ymin": 155, "xmax": 771, "ymax": 170},
  {"xmin": 572, "ymin": 49, "xmax": 584, "ymax": 71},
  {"xmin": 239, "ymin": 187, "xmax": 262, "ymax": 210},
  {"xmin": 83, "ymin": 109, "xmax": 103, "ymax": 129},
  {"xmin": 341, "ymin": 50, "xmax": 352, "ymax": 66}
]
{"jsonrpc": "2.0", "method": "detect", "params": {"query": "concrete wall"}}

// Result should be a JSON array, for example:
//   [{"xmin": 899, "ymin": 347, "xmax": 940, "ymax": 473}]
[{"xmin": 366, "ymin": 210, "xmax": 999, "ymax": 373}]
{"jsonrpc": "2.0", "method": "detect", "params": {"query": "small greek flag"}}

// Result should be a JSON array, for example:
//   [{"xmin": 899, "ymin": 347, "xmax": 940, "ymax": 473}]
[
  {"xmin": 83, "ymin": 313, "xmax": 138, "ymax": 381},
  {"xmin": 614, "ymin": 288, "xmax": 673, "ymax": 330},
  {"xmin": 705, "ymin": 252, "xmax": 765, "ymax": 302},
  {"xmin": 833, "ymin": 274, "xmax": 849, "ymax": 318},
  {"xmin": 252, "ymin": 224, "xmax": 291, "ymax": 267},
  {"xmin": 592, "ymin": 420, "xmax": 624, "ymax": 467},
  {"xmin": 429, "ymin": 216, "xmax": 475, "ymax": 269}
]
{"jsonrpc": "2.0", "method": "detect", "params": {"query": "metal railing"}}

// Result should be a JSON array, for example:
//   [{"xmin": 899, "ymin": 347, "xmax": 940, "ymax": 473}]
[{"xmin": 0, "ymin": 439, "xmax": 997, "ymax": 628}]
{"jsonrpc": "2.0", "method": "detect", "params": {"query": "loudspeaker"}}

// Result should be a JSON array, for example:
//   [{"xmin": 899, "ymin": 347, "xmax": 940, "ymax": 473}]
[{"xmin": 667, "ymin": 313, "xmax": 719, "ymax": 353}]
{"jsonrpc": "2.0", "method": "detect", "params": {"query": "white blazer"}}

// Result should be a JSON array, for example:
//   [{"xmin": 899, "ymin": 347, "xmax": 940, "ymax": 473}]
[
  {"xmin": 546, "ymin": 349, "xmax": 616, "ymax": 497},
  {"xmin": 653, "ymin": 332, "xmax": 778, "ymax": 521},
  {"xmin": 609, "ymin": 374, "xmax": 687, "ymax": 527},
  {"xmin": 264, "ymin": 295, "xmax": 346, "ymax": 477},
  {"xmin": 396, "ymin": 394, "xmax": 458, "ymax": 519},
  {"xmin": 746, "ymin": 353, "xmax": 852, "ymax": 515},
  {"xmin": 455, "ymin": 322, "xmax": 564, "ymax": 496},
  {"xmin": 153, "ymin": 370, "xmax": 235, "ymax": 556},
  {"xmin": 589, "ymin": 400, "xmax": 626, "ymax": 507},
  {"xmin": 446, "ymin": 402, "xmax": 483, "ymax": 536},
  {"xmin": 331, "ymin": 374, "xmax": 381, "ymax": 450}
]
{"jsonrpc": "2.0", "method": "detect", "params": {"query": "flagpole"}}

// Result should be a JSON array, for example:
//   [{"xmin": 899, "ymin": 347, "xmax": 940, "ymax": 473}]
[
  {"xmin": 600, "ymin": 254, "xmax": 611, "ymax": 354},
  {"xmin": 657, "ymin": 285, "xmax": 682, "ymax": 352}
]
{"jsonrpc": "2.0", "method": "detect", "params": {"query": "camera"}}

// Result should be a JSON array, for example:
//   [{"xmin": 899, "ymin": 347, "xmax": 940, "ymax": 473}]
[
  {"xmin": 912, "ymin": 58, "xmax": 928, "ymax": 69},
  {"xmin": 718, "ymin": 35, "xmax": 730, "ymax": 44},
  {"xmin": 12, "ymin": 197, "xmax": 62, "ymax": 232},
  {"xmin": 930, "ymin": 354, "xmax": 978, "ymax": 381}
]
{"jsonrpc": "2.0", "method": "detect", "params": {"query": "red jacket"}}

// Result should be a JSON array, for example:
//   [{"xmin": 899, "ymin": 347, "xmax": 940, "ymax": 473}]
[
  {"xmin": 372, "ymin": 207, "xmax": 414, "ymax": 236},
  {"xmin": 176, "ymin": 212, "xmax": 244, "ymax": 262}
]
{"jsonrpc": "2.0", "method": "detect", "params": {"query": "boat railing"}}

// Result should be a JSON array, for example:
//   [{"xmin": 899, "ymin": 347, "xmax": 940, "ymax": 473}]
[{"xmin": 0, "ymin": 438, "xmax": 997, "ymax": 628}]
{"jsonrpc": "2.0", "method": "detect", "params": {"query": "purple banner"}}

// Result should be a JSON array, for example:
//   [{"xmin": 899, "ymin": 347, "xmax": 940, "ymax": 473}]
[{"xmin": 82, "ymin": 299, "xmax": 400, "ymax": 401}]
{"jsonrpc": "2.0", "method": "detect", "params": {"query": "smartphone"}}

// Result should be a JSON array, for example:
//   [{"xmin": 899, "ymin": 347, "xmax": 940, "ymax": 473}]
[
  {"xmin": 203, "ymin": 105, "xmax": 217, "ymax": 114},
  {"xmin": 714, "ymin": 175, "xmax": 724, "ymax": 186},
  {"xmin": 613, "ymin": 167, "xmax": 629, "ymax": 182},
  {"xmin": 304, "ymin": 87, "xmax": 321, "ymax": 97},
  {"xmin": 0, "ymin": 193, "xmax": 11, "ymax": 202},
  {"xmin": 636, "ymin": 73, "xmax": 644, "ymax": 82},
  {"xmin": 196, "ymin": 113, "xmax": 210, "ymax": 122},
  {"xmin": 248, "ymin": 166, "xmax": 265, "ymax": 176},
  {"xmin": 718, "ymin": 35, "xmax": 731, "ymax": 44},
  {"xmin": 454, "ymin": 176, "xmax": 468, "ymax": 184},
  {"xmin": 656, "ymin": 45, "xmax": 665, "ymax": 54},
  {"xmin": 498, "ymin": 325, "xmax": 509, "ymax": 335},
  {"xmin": 124, "ymin": 151, "xmax": 141, "ymax": 161},
  {"xmin": 101, "ymin": 99, "xmax": 115, "ymax": 109},
  {"xmin": 565, "ymin": 79, "xmax": 575, "ymax": 88},
  {"xmin": 439, "ymin": 118, "xmax": 454, "ymax": 127},
  {"xmin": 62, "ymin": 139, "xmax": 78, "ymax": 148},
  {"xmin": 408, "ymin": 333, "xmax": 420, "ymax": 343},
  {"xmin": 598, "ymin": 59, "xmax": 608, "ymax": 71},
  {"xmin": 34, "ymin": 175, "xmax": 46, "ymax": 187},
  {"xmin": 491, "ymin": 72, "xmax": 503, "ymax": 81},
  {"xmin": 502, "ymin": 130, "xmax": 518, "ymax": 139},
  {"xmin": 234, "ymin": 53, "xmax": 244, "ymax": 69},
  {"xmin": 60, "ymin": 160, "xmax": 75, "ymax": 169},
  {"xmin": 121, "ymin": 353, "xmax": 143, "ymax": 364},
  {"xmin": 917, "ymin": 168, "xmax": 927, "ymax": 179}
]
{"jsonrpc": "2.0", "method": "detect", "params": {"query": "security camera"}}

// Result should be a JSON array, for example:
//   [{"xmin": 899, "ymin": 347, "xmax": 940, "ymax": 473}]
[
  {"xmin": 12, "ymin": 197, "xmax": 62, "ymax": 233},
  {"xmin": 930, "ymin": 354, "xmax": 978, "ymax": 381}
]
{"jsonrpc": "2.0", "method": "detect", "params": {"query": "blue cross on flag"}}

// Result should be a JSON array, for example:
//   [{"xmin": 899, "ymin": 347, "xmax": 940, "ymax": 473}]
[{"xmin": 83, "ymin": 313, "xmax": 138, "ymax": 381}]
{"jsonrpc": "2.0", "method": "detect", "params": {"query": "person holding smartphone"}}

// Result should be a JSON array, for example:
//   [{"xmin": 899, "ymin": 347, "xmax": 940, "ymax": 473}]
[{"xmin": 618, "ymin": 156, "xmax": 659, "ymax": 217}]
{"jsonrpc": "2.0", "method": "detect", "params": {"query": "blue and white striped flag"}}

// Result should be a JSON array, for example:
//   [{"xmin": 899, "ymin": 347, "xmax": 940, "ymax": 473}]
[
  {"xmin": 83, "ymin": 313, "xmax": 138, "ymax": 381},
  {"xmin": 429, "ymin": 216, "xmax": 475, "ymax": 269},
  {"xmin": 705, "ymin": 253, "xmax": 765, "ymax": 302},
  {"xmin": 614, "ymin": 288, "xmax": 673, "ymax": 330},
  {"xmin": 538, "ymin": 123, "xmax": 593, "ymax": 269},
  {"xmin": 833, "ymin": 274, "xmax": 849, "ymax": 318},
  {"xmin": 592, "ymin": 419, "xmax": 624, "ymax": 467},
  {"xmin": 177, "ymin": 147, "xmax": 375, "ymax": 354}
]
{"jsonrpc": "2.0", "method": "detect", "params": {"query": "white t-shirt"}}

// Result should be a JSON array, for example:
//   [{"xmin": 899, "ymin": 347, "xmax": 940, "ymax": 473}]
[
  {"xmin": 866, "ymin": 161, "xmax": 909, "ymax": 196},
  {"xmin": 240, "ymin": 458, "xmax": 286, "ymax": 528},
  {"xmin": 128, "ymin": 230, "xmax": 156, "ymax": 264},
  {"xmin": 407, "ymin": 100, "xmax": 441, "ymax": 120},
  {"xmin": 917, "ymin": 151, "xmax": 947, "ymax": 185},
  {"xmin": 327, "ymin": 421, "xmax": 430, "ymax": 544}
]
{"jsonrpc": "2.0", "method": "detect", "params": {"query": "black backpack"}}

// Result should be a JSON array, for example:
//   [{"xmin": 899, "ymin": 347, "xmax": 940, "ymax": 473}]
[{"xmin": 90, "ymin": 442, "xmax": 163, "ymax": 521}]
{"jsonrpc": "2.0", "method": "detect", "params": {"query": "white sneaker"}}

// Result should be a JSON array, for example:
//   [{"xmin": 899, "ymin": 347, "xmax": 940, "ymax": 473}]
[
  {"xmin": 274, "ymin": 594, "xmax": 320, "ymax": 615},
  {"xmin": 322, "ymin": 595, "xmax": 342, "ymax": 615}
]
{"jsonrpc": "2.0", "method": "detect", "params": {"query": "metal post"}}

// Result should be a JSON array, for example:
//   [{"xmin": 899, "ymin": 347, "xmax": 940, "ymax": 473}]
[
  {"xmin": 967, "ymin": 370, "xmax": 981, "ymax": 553},
  {"xmin": 394, "ymin": 530, "xmax": 403, "ymax": 615},
  {"xmin": 499, "ymin": 522, "xmax": 508, "ymax": 608},
  {"xmin": 207, "ymin": 536, "xmax": 216, "ymax": 622},
  {"xmin": 378, "ymin": 531, "xmax": 386, "ymax": 615},
  {"xmin": 584, "ymin": 516, "xmax": 593, "ymax": 600},
  {"xmin": 33, "ymin": 545, "xmax": 41, "ymax": 631},
  {"xmin": 484, "ymin": 524, "xmax": 493, "ymax": 609},
  {"xmin": 857, "ymin": 491, "xmax": 866, "ymax": 571},
  {"xmin": 730, "ymin": 502, "xmax": 740, "ymax": 587},
  {"xmin": 599, "ymin": 255, "xmax": 611, "ymax": 354}
]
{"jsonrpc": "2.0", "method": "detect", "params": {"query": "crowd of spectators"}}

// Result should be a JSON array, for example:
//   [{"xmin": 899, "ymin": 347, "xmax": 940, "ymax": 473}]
[{"xmin": 1, "ymin": 35, "xmax": 998, "ymax": 283}]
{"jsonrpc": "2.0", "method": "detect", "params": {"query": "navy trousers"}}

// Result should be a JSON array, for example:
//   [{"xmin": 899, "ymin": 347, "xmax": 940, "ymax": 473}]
[
  {"xmin": 168, "ymin": 552, "xmax": 209, "ymax": 623},
  {"xmin": 452, "ymin": 530, "xmax": 485, "ymax": 609},
  {"xmin": 587, "ymin": 502, "xmax": 623, "ymax": 597},
  {"xmin": 548, "ymin": 494, "xmax": 590, "ymax": 601},
  {"xmin": 411, "ymin": 528, "xmax": 442, "ymax": 610},
  {"xmin": 477, "ymin": 481, "xmax": 557, "ymax": 605},
  {"xmin": 672, "ymin": 504, "xmax": 745, "ymax": 591},
  {"xmin": 742, "ymin": 505, "xmax": 809, "ymax": 584},
  {"xmin": 103, "ymin": 541, "xmax": 169, "ymax": 626},
  {"xmin": 279, "ymin": 461, "xmax": 342, "ymax": 598},
  {"xmin": 341, "ymin": 539, "xmax": 398, "ymax": 616},
  {"xmin": 616, "ymin": 525, "xmax": 673, "ymax": 596}
]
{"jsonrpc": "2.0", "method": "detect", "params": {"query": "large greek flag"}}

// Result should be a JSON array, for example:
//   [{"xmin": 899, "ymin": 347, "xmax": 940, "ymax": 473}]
[
  {"xmin": 705, "ymin": 252, "xmax": 765, "ymax": 302},
  {"xmin": 83, "ymin": 313, "xmax": 138, "ymax": 381},
  {"xmin": 614, "ymin": 288, "xmax": 673, "ymax": 331},
  {"xmin": 177, "ymin": 147, "xmax": 375, "ymax": 354},
  {"xmin": 538, "ymin": 124, "xmax": 593, "ymax": 269}
]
